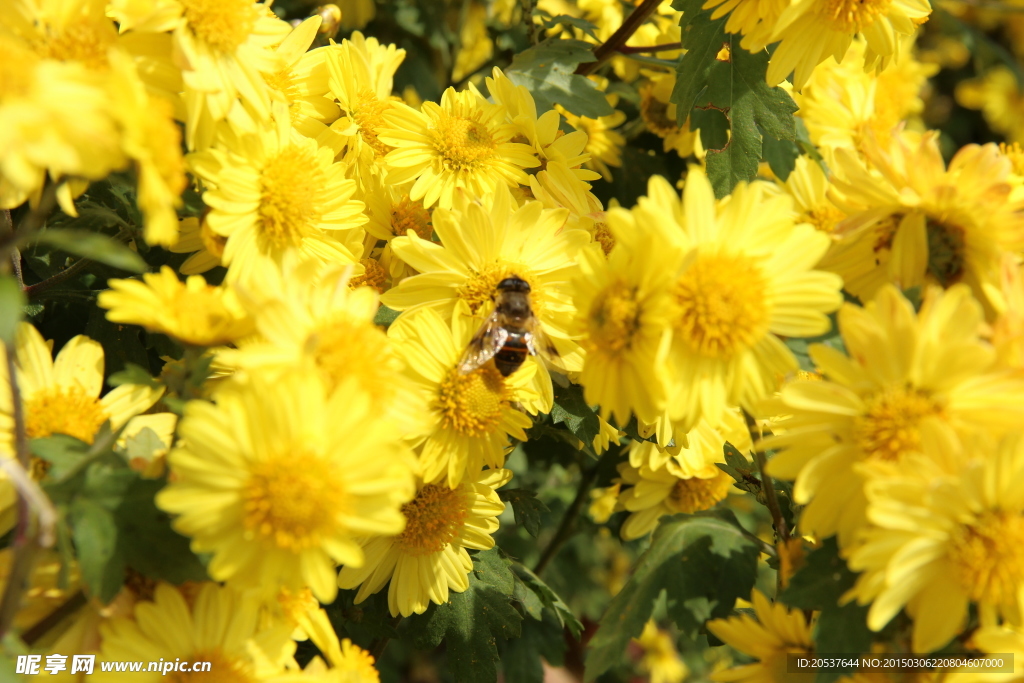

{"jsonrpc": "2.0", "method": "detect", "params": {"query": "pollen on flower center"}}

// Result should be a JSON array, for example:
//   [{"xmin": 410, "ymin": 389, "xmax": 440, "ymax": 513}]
[
  {"xmin": 350, "ymin": 258, "xmax": 388, "ymax": 293},
  {"xmin": 593, "ymin": 222, "xmax": 616, "ymax": 255},
  {"xmin": 25, "ymin": 386, "xmax": 108, "ymax": 443},
  {"xmin": 437, "ymin": 366, "xmax": 507, "ymax": 437},
  {"xmin": 587, "ymin": 281, "xmax": 641, "ymax": 354},
  {"xmin": 395, "ymin": 484, "xmax": 469, "ymax": 556},
  {"xmin": 803, "ymin": 205, "xmax": 845, "ymax": 234},
  {"xmin": 925, "ymin": 217, "xmax": 966, "ymax": 286},
  {"xmin": 34, "ymin": 23, "xmax": 114, "ymax": 71},
  {"xmin": 672, "ymin": 252, "xmax": 770, "ymax": 358},
  {"xmin": 853, "ymin": 388, "xmax": 943, "ymax": 462},
  {"xmin": 947, "ymin": 511, "xmax": 1024, "ymax": 608},
  {"xmin": 431, "ymin": 112, "xmax": 497, "ymax": 172},
  {"xmin": 457, "ymin": 264, "xmax": 522, "ymax": 315},
  {"xmin": 354, "ymin": 88, "xmax": 393, "ymax": 156},
  {"xmin": 242, "ymin": 453, "xmax": 346, "ymax": 551},
  {"xmin": 823, "ymin": 0, "xmax": 892, "ymax": 33},
  {"xmin": 667, "ymin": 470, "xmax": 733, "ymax": 514},
  {"xmin": 258, "ymin": 146, "xmax": 326, "ymax": 249},
  {"xmin": 307, "ymin": 318, "xmax": 392, "ymax": 397},
  {"xmin": 178, "ymin": 0, "xmax": 258, "ymax": 53},
  {"xmin": 264, "ymin": 68, "xmax": 300, "ymax": 114},
  {"xmin": 166, "ymin": 648, "xmax": 253, "ymax": 683},
  {"xmin": 390, "ymin": 195, "xmax": 433, "ymax": 239}
]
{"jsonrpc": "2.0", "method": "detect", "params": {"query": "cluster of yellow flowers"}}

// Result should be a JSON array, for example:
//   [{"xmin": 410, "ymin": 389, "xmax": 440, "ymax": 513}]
[{"xmin": 7, "ymin": 0, "xmax": 1024, "ymax": 679}]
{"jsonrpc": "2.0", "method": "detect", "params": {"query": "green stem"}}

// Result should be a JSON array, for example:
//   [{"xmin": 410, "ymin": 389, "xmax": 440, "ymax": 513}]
[
  {"xmin": 744, "ymin": 410, "xmax": 789, "ymax": 543},
  {"xmin": 24, "ymin": 258, "xmax": 91, "ymax": 300}
]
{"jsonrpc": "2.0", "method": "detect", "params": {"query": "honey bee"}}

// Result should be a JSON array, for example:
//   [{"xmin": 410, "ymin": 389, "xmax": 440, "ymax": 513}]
[{"xmin": 458, "ymin": 275, "xmax": 562, "ymax": 377}]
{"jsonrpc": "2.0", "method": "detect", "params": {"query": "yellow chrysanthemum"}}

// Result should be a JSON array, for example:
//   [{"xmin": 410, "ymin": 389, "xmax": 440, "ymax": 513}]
[
  {"xmin": 846, "ymin": 434, "xmax": 1024, "ymax": 653},
  {"xmin": 827, "ymin": 130, "xmax": 1024, "ymax": 314},
  {"xmin": 187, "ymin": 107, "xmax": 367, "ymax": 283},
  {"xmin": 378, "ymin": 82, "xmax": 540, "ymax": 208},
  {"xmin": 381, "ymin": 187, "xmax": 591, "ymax": 381},
  {"xmin": 338, "ymin": 467, "xmax": 510, "ymax": 617},
  {"xmin": 324, "ymin": 31, "xmax": 406, "ymax": 174},
  {"xmin": 992, "ymin": 252, "xmax": 1024, "ymax": 370},
  {"xmin": 218, "ymin": 259, "xmax": 419, "ymax": 432},
  {"xmin": 778, "ymin": 155, "xmax": 847, "ymax": 236},
  {"xmin": 269, "ymin": 605, "xmax": 380, "ymax": 682},
  {"xmin": 168, "ymin": 216, "xmax": 226, "ymax": 275},
  {"xmin": 452, "ymin": 3, "xmax": 494, "ymax": 82},
  {"xmin": 95, "ymin": 582, "xmax": 295, "ymax": 683},
  {"xmin": 946, "ymin": 625, "xmax": 1024, "ymax": 683},
  {"xmin": 707, "ymin": 589, "xmax": 816, "ymax": 683},
  {"xmin": 763, "ymin": 284, "xmax": 1024, "ymax": 548},
  {"xmin": 361, "ymin": 172, "xmax": 434, "ymax": 243},
  {"xmin": 388, "ymin": 309, "xmax": 538, "ymax": 486},
  {"xmin": 263, "ymin": 15, "xmax": 340, "ymax": 139},
  {"xmin": 108, "ymin": 0, "xmax": 291, "ymax": 150},
  {"xmin": 99, "ymin": 266, "xmax": 253, "ymax": 347},
  {"xmin": 559, "ymin": 95, "xmax": 627, "ymax": 182},
  {"xmin": 702, "ymin": 0, "xmax": 788, "ymax": 51},
  {"xmin": 765, "ymin": 0, "xmax": 932, "ymax": 90},
  {"xmin": 618, "ymin": 170, "xmax": 843, "ymax": 431},
  {"xmin": 634, "ymin": 621, "xmax": 689, "ymax": 683},
  {"xmin": 956, "ymin": 66, "xmax": 1024, "ymax": 145},
  {"xmin": 156, "ymin": 371, "xmax": 414, "ymax": 602},
  {"xmin": 630, "ymin": 407, "xmax": 752, "ymax": 477},
  {"xmin": 528, "ymin": 160, "xmax": 606, "ymax": 235},
  {"xmin": 639, "ymin": 73, "xmax": 701, "ymax": 157},
  {"xmin": 572, "ymin": 241, "xmax": 673, "ymax": 427},
  {"xmin": 616, "ymin": 461, "xmax": 736, "ymax": 540}
]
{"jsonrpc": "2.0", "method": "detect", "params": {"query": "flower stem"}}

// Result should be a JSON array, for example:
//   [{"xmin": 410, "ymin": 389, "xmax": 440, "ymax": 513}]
[
  {"xmin": 744, "ymin": 410, "xmax": 789, "ymax": 543},
  {"xmin": 576, "ymin": 0, "xmax": 665, "ymax": 75}
]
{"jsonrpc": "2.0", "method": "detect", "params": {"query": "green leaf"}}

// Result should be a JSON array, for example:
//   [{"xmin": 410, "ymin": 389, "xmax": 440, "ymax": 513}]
[
  {"xmin": 781, "ymin": 538, "xmax": 874, "ymax": 683},
  {"xmin": 405, "ymin": 548, "xmax": 523, "ymax": 683},
  {"xmin": 108, "ymin": 362, "xmax": 161, "ymax": 390},
  {"xmin": 511, "ymin": 562, "xmax": 583, "ymax": 637},
  {"xmin": 31, "ymin": 229, "xmax": 147, "ymax": 273},
  {"xmin": 717, "ymin": 442, "xmax": 760, "ymax": 495},
  {"xmin": 671, "ymin": 0, "xmax": 727, "ymax": 117},
  {"xmin": 501, "ymin": 610, "xmax": 567, "ymax": 683},
  {"xmin": 550, "ymin": 383, "xmax": 600, "ymax": 458},
  {"xmin": 69, "ymin": 497, "xmax": 125, "ymax": 603},
  {"xmin": 761, "ymin": 135, "xmax": 799, "ymax": 181},
  {"xmin": 691, "ymin": 107, "xmax": 729, "ymax": 151},
  {"xmin": 116, "ymin": 478, "xmax": 208, "ymax": 584},
  {"xmin": 0, "ymin": 275, "xmax": 25, "ymax": 346},
  {"xmin": 532, "ymin": 10, "xmax": 600, "ymax": 41},
  {"xmin": 499, "ymin": 489, "xmax": 549, "ymax": 537},
  {"xmin": 373, "ymin": 305, "xmax": 400, "ymax": 328},
  {"xmin": 31, "ymin": 435, "xmax": 92, "ymax": 482},
  {"xmin": 585, "ymin": 512, "xmax": 760, "ymax": 681},
  {"xmin": 506, "ymin": 39, "xmax": 614, "ymax": 118}
]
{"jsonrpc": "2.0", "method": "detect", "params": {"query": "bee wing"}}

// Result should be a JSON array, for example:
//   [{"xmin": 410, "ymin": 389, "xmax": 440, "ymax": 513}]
[
  {"xmin": 523, "ymin": 316, "xmax": 566, "ymax": 370},
  {"xmin": 458, "ymin": 311, "xmax": 509, "ymax": 374}
]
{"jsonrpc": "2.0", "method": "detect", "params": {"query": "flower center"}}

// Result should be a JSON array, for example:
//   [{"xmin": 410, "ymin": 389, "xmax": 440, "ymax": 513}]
[
  {"xmin": 948, "ymin": 510, "xmax": 1024, "ymax": 608},
  {"xmin": 431, "ymin": 111, "xmax": 497, "ymax": 172},
  {"xmin": 178, "ymin": 0, "xmax": 258, "ymax": 53},
  {"xmin": 853, "ymin": 387, "xmax": 943, "ymax": 462},
  {"xmin": 802, "ymin": 205, "xmax": 845, "ymax": 235},
  {"xmin": 593, "ymin": 222, "xmax": 616, "ymax": 255},
  {"xmin": 390, "ymin": 195, "xmax": 433, "ymax": 239},
  {"xmin": 258, "ymin": 146, "xmax": 326, "ymax": 250},
  {"xmin": 306, "ymin": 317, "xmax": 396, "ymax": 400},
  {"xmin": 871, "ymin": 214, "xmax": 901, "ymax": 254},
  {"xmin": 166, "ymin": 648, "xmax": 254, "ymax": 683},
  {"xmin": 353, "ymin": 88, "xmax": 393, "ymax": 157},
  {"xmin": 395, "ymin": 483, "xmax": 469, "ymax": 556},
  {"xmin": 242, "ymin": 453, "xmax": 346, "ymax": 551},
  {"xmin": 25, "ymin": 387, "xmax": 108, "ymax": 444},
  {"xmin": 925, "ymin": 218, "xmax": 966, "ymax": 287},
  {"xmin": 350, "ymin": 258, "xmax": 388, "ymax": 293},
  {"xmin": 34, "ymin": 22, "xmax": 114, "ymax": 71},
  {"xmin": 200, "ymin": 220, "xmax": 228, "ymax": 260},
  {"xmin": 264, "ymin": 68, "xmax": 301, "ymax": 121},
  {"xmin": 586, "ymin": 281, "xmax": 641, "ymax": 354},
  {"xmin": 437, "ymin": 366, "xmax": 507, "ymax": 437},
  {"xmin": 672, "ymin": 252, "xmax": 770, "ymax": 358},
  {"xmin": 823, "ymin": 0, "xmax": 892, "ymax": 33},
  {"xmin": 667, "ymin": 470, "xmax": 733, "ymax": 514},
  {"xmin": 340, "ymin": 642, "xmax": 380, "ymax": 680},
  {"xmin": 640, "ymin": 86, "xmax": 675, "ymax": 138},
  {"xmin": 456, "ymin": 264, "xmax": 518, "ymax": 315},
  {"xmin": 1000, "ymin": 142, "xmax": 1024, "ymax": 177}
]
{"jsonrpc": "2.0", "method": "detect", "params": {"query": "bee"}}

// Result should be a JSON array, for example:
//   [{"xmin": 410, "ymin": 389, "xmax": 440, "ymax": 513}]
[{"xmin": 458, "ymin": 275, "xmax": 561, "ymax": 377}]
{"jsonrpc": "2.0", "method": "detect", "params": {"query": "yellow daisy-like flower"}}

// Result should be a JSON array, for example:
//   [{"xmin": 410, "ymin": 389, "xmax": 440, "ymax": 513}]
[
  {"xmin": 270, "ymin": 605, "xmax": 380, "ymax": 682},
  {"xmin": 616, "ymin": 461, "xmax": 735, "ymax": 540},
  {"xmin": 559, "ymin": 99, "xmax": 627, "ymax": 182},
  {"xmin": 187, "ymin": 107, "xmax": 367, "ymax": 283},
  {"xmin": 361, "ymin": 173, "xmax": 434, "ymax": 243},
  {"xmin": 778, "ymin": 155, "xmax": 847, "ymax": 236},
  {"xmin": 846, "ymin": 434, "xmax": 1024, "ymax": 653},
  {"xmin": 702, "ymin": 0, "xmax": 788, "ymax": 51},
  {"xmin": 381, "ymin": 187, "xmax": 591, "ymax": 378},
  {"xmin": 108, "ymin": 0, "xmax": 291, "ymax": 150},
  {"xmin": 95, "ymin": 582, "xmax": 295, "ymax": 683},
  {"xmin": 765, "ymin": 0, "xmax": 932, "ymax": 90},
  {"xmin": 452, "ymin": 2, "xmax": 494, "ymax": 82},
  {"xmin": 378, "ymin": 82, "xmax": 540, "ymax": 208},
  {"xmin": 946, "ymin": 625, "xmax": 1024, "ymax": 683},
  {"xmin": 624, "ymin": 170, "xmax": 844, "ymax": 431},
  {"xmin": 338, "ymin": 467, "xmax": 511, "ymax": 617},
  {"xmin": 827, "ymin": 130, "xmax": 1024, "ymax": 314},
  {"xmin": 708, "ymin": 589, "xmax": 815, "ymax": 683},
  {"xmin": 992, "ymin": 252, "xmax": 1024, "ymax": 370},
  {"xmin": 263, "ymin": 15, "xmax": 340, "ymax": 139},
  {"xmin": 572, "ymin": 240, "xmax": 673, "ymax": 427},
  {"xmin": 156, "ymin": 371, "xmax": 414, "ymax": 602},
  {"xmin": 168, "ymin": 216, "xmax": 226, "ymax": 275},
  {"xmin": 99, "ymin": 266, "xmax": 253, "ymax": 347},
  {"xmin": 388, "ymin": 309, "xmax": 538, "ymax": 486},
  {"xmin": 956, "ymin": 66, "xmax": 1024, "ymax": 145},
  {"xmin": 219, "ymin": 259, "xmax": 419, "ymax": 432},
  {"xmin": 763, "ymin": 284, "xmax": 1024, "ymax": 548},
  {"xmin": 634, "ymin": 620, "xmax": 689, "ymax": 683},
  {"xmin": 639, "ymin": 73, "xmax": 701, "ymax": 157},
  {"xmin": 324, "ymin": 31, "xmax": 406, "ymax": 173},
  {"xmin": 630, "ymin": 407, "xmax": 752, "ymax": 477}
]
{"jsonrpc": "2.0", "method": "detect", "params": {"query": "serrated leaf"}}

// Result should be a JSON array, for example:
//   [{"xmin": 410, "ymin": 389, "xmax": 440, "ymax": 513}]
[
  {"xmin": 511, "ymin": 562, "xmax": 583, "ymax": 637},
  {"xmin": 550, "ymin": 383, "xmax": 600, "ymax": 458},
  {"xmin": 585, "ymin": 512, "xmax": 760, "ymax": 681},
  {"xmin": 69, "ymin": 497, "xmax": 124, "ymax": 603},
  {"xmin": 499, "ymin": 488, "xmax": 549, "ymax": 537},
  {"xmin": 116, "ymin": 478, "xmax": 208, "ymax": 584},
  {"xmin": 501, "ymin": 610, "xmax": 567, "ymax": 683},
  {"xmin": 671, "ymin": 0, "xmax": 727, "ymax": 116},
  {"xmin": 31, "ymin": 229, "xmax": 146, "ymax": 273},
  {"xmin": 404, "ymin": 549, "xmax": 523, "ymax": 683},
  {"xmin": 506, "ymin": 39, "xmax": 613, "ymax": 118},
  {"xmin": 0, "ymin": 275, "xmax": 25, "ymax": 345},
  {"xmin": 781, "ymin": 538, "xmax": 873, "ymax": 683}
]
